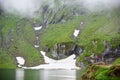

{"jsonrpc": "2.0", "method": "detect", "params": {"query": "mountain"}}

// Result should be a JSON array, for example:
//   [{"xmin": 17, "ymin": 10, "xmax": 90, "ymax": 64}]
[{"xmin": 0, "ymin": 0, "xmax": 120, "ymax": 69}]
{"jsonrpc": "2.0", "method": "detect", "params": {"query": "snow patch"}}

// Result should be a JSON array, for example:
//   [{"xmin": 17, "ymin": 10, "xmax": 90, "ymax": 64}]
[
  {"xmin": 40, "ymin": 51, "xmax": 57, "ymax": 63},
  {"xmin": 34, "ymin": 45, "xmax": 39, "ymax": 48},
  {"xmin": 81, "ymin": 22, "xmax": 84, "ymax": 25},
  {"xmin": 23, "ymin": 51, "xmax": 80, "ymax": 70},
  {"xmin": 16, "ymin": 57, "xmax": 25, "ymax": 67},
  {"xmin": 34, "ymin": 26, "xmax": 42, "ymax": 30},
  {"xmin": 73, "ymin": 29, "xmax": 80, "ymax": 37}
]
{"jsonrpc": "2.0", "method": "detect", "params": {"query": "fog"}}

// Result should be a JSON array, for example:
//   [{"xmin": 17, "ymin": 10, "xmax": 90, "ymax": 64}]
[
  {"xmin": 0, "ymin": 0, "xmax": 42, "ymax": 17},
  {"xmin": 74, "ymin": 0, "xmax": 120, "ymax": 12},
  {"xmin": 0, "ymin": 0, "xmax": 120, "ymax": 17}
]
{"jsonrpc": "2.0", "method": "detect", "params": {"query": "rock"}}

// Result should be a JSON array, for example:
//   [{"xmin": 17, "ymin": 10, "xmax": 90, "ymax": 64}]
[
  {"xmin": 109, "ymin": 65, "xmax": 120, "ymax": 77},
  {"xmin": 94, "ymin": 61, "xmax": 106, "ymax": 65},
  {"xmin": 77, "ymin": 62, "xmax": 86, "ymax": 68},
  {"xmin": 100, "ymin": 45, "xmax": 120, "ymax": 64},
  {"xmin": 47, "ymin": 42, "xmax": 84, "ymax": 59},
  {"xmin": 82, "ymin": 63, "xmax": 120, "ymax": 80}
]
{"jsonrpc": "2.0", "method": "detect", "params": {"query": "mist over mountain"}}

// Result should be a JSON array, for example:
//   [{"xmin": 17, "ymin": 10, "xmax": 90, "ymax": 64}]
[
  {"xmin": 0, "ymin": 1, "xmax": 120, "ymax": 77},
  {"xmin": 0, "ymin": 0, "xmax": 120, "ymax": 17},
  {"xmin": 75, "ymin": 0, "xmax": 120, "ymax": 12},
  {"xmin": 0, "ymin": 0, "xmax": 41, "ymax": 17}
]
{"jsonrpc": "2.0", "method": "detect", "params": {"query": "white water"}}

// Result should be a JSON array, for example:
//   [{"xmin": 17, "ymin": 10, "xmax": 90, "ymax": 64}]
[{"xmin": 23, "ymin": 51, "xmax": 80, "ymax": 69}]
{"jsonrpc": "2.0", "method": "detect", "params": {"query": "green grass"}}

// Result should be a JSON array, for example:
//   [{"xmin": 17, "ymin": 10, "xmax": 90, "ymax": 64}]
[
  {"xmin": 0, "ymin": 15, "xmax": 44, "ymax": 68},
  {"xmin": 0, "ymin": 50, "xmax": 16, "ymax": 68},
  {"xmin": 76, "ymin": 11, "xmax": 120, "ymax": 63},
  {"xmin": 40, "ymin": 16, "xmax": 83, "ymax": 48},
  {"xmin": 78, "ymin": 12, "xmax": 120, "ymax": 46},
  {"xmin": 0, "ymin": 6, "xmax": 120, "ymax": 68},
  {"xmin": 112, "ymin": 58, "xmax": 120, "ymax": 65},
  {"xmin": 8, "ymin": 37, "xmax": 44, "ymax": 66},
  {"xmin": 82, "ymin": 64, "xmax": 120, "ymax": 80},
  {"xmin": 2, "ymin": 16, "xmax": 17, "ymax": 35}
]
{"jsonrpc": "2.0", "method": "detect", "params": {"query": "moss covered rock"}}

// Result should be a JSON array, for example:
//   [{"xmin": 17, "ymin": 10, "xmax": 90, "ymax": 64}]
[{"xmin": 82, "ymin": 62, "xmax": 120, "ymax": 80}]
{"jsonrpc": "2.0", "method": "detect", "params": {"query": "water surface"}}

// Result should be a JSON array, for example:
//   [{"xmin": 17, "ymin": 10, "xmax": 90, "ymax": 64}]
[{"xmin": 0, "ymin": 69, "xmax": 84, "ymax": 80}]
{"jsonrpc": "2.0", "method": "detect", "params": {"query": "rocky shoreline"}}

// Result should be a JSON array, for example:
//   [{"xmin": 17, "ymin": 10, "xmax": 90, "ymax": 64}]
[{"xmin": 81, "ymin": 62, "xmax": 120, "ymax": 80}]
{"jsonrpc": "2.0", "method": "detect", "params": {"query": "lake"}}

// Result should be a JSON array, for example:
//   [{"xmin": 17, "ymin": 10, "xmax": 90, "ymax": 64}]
[{"xmin": 0, "ymin": 69, "xmax": 84, "ymax": 80}]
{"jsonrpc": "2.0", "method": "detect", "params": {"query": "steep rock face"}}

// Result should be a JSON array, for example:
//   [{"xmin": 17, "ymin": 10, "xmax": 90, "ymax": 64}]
[
  {"xmin": 102, "ymin": 45, "xmax": 120, "ymax": 64},
  {"xmin": 44, "ymin": 42, "xmax": 84, "ymax": 59},
  {"xmin": 34, "ymin": 0, "xmax": 85, "ymax": 29},
  {"xmin": 77, "ymin": 43, "xmax": 120, "ymax": 68}
]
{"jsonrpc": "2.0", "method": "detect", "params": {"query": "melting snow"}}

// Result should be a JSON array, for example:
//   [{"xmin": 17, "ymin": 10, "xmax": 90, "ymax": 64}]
[
  {"xmin": 34, "ymin": 45, "xmax": 39, "ymax": 48},
  {"xmin": 34, "ymin": 26, "xmax": 42, "ymax": 30},
  {"xmin": 23, "ymin": 51, "xmax": 80, "ymax": 70},
  {"xmin": 40, "ymin": 51, "xmax": 56, "ymax": 63},
  {"xmin": 16, "ymin": 57, "xmax": 25, "ymax": 67},
  {"xmin": 73, "ymin": 29, "xmax": 80, "ymax": 37},
  {"xmin": 81, "ymin": 22, "xmax": 83, "ymax": 25}
]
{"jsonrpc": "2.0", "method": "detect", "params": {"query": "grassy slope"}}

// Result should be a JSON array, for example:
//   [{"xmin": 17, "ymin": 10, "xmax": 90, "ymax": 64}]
[
  {"xmin": 0, "ymin": 7, "xmax": 120, "ymax": 68},
  {"xmin": 0, "ymin": 50, "xmax": 16, "ymax": 68},
  {"xmin": 78, "ymin": 11, "xmax": 120, "ymax": 46},
  {"xmin": 79, "ymin": 9, "xmax": 120, "ymax": 80},
  {"xmin": 0, "ymin": 15, "xmax": 44, "ymax": 68},
  {"xmin": 40, "ymin": 9, "xmax": 120, "ymax": 63},
  {"xmin": 40, "ymin": 16, "xmax": 82, "ymax": 48},
  {"xmin": 77, "ymin": 10, "xmax": 120, "ymax": 63}
]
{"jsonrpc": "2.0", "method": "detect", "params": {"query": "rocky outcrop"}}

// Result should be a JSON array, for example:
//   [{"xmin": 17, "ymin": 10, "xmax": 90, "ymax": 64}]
[
  {"xmin": 101, "ymin": 45, "xmax": 120, "ymax": 64},
  {"xmin": 78, "ymin": 41, "xmax": 120, "ymax": 67},
  {"xmin": 44, "ymin": 42, "xmax": 84, "ymax": 59},
  {"xmin": 34, "ymin": 1, "xmax": 84, "ymax": 29},
  {"xmin": 82, "ymin": 62, "xmax": 120, "ymax": 80}
]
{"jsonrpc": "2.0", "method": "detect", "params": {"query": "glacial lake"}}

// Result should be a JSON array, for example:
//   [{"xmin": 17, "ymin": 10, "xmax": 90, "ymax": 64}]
[{"xmin": 0, "ymin": 69, "xmax": 84, "ymax": 80}]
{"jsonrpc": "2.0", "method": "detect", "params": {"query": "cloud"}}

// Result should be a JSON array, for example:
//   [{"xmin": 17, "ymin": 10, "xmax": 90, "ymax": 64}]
[
  {"xmin": 0, "ymin": 0, "xmax": 120, "ymax": 17},
  {"xmin": 75, "ymin": 0, "xmax": 120, "ymax": 11},
  {"xmin": 0, "ymin": 0, "xmax": 42, "ymax": 17}
]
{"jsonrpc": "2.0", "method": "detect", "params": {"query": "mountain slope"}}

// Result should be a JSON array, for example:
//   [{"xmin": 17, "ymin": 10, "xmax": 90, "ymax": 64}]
[
  {"xmin": 0, "ymin": 1, "xmax": 120, "ymax": 68},
  {"xmin": 0, "ymin": 14, "xmax": 44, "ymax": 68}
]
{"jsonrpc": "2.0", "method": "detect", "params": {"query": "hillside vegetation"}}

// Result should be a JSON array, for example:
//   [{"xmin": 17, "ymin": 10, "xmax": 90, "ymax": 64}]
[
  {"xmin": 0, "ymin": 14, "xmax": 44, "ymax": 68},
  {"xmin": 0, "ymin": 0, "xmax": 120, "ymax": 70},
  {"xmin": 77, "ymin": 9, "xmax": 120, "ymax": 63}
]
